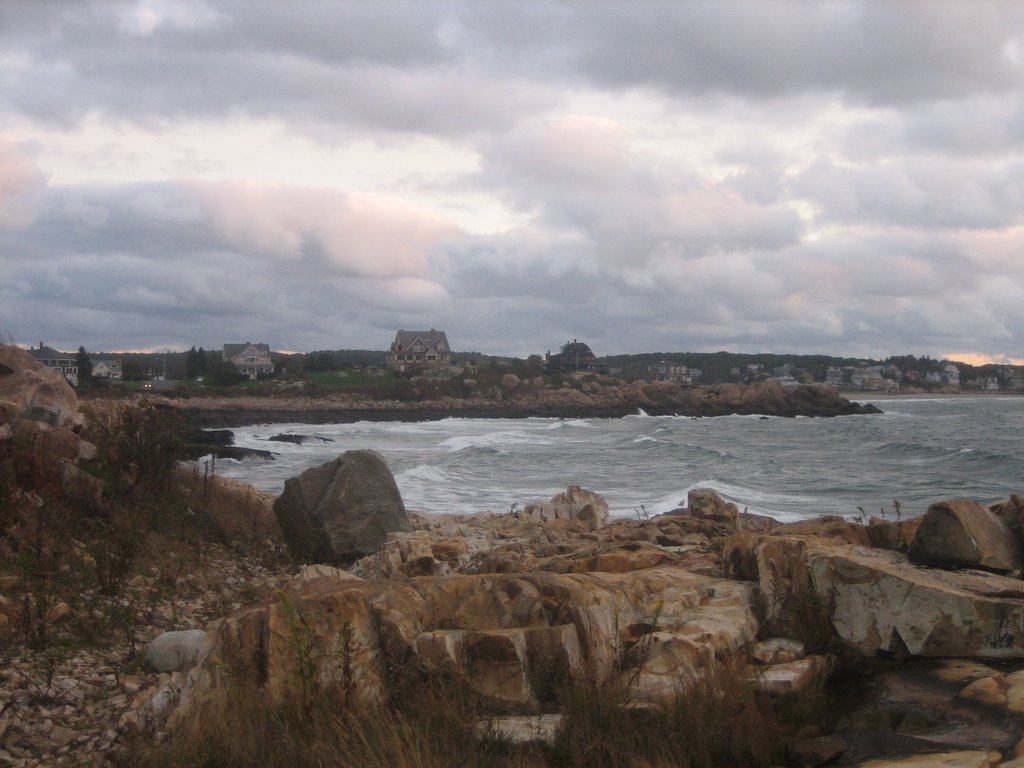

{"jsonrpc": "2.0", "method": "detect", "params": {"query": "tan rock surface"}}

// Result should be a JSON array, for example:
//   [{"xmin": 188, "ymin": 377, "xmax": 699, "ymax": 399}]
[
  {"xmin": 207, "ymin": 564, "xmax": 758, "ymax": 710},
  {"xmin": 726, "ymin": 532, "xmax": 1024, "ymax": 658},
  {"xmin": 0, "ymin": 344, "xmax": 79, "ymax": 429}
]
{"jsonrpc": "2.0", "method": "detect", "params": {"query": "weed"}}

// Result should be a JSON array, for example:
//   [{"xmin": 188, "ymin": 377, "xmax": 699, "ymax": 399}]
[{"xmin": 276, "ymin": 591, "xmax": 319, "ymax": 711}]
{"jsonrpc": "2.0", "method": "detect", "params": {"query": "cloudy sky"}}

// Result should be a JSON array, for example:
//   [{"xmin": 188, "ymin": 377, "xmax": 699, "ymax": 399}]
[{"xmin": 2, "ymin": 1, "xmax": 1023, "ymax": 362}]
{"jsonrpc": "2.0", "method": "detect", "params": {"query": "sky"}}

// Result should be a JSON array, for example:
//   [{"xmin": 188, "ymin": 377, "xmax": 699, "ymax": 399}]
[{"xmin": 2, "ymin": 1, "xmax": 1023, "ymax": 363}]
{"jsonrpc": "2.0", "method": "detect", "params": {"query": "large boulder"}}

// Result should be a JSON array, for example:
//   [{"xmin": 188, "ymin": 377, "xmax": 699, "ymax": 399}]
[
  {"xmin": 0, "ymin": 345, "xmax": 79, "ymax": 429},
  {"xmin": 273, "ymin": 450, "xmax": 412, "ymax": 563},
  {"xmin": 908, "ymin": 500, "xmax": 1020, "ymax": 574},
  {"xmin": 726, "ymin": 531, "xmax": 1024, "ymax": 658}
]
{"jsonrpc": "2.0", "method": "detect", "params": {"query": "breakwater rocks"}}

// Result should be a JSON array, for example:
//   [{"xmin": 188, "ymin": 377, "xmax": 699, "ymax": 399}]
[{"xmin": 164, "ymin": 379, "xmax": 880, "ymax": 429}]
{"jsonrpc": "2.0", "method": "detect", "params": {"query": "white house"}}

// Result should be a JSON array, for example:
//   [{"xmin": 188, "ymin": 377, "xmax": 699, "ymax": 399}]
[{"xmin": 92, "ymin": 359, "xmax": 123, "ymax": 380}]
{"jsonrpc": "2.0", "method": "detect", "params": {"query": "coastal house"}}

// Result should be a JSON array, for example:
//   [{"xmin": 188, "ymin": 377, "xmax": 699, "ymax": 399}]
[
  {"xmin": 223, "ymin": 342, "xmax": 275, "ymax": 379},
  {"xmin": 941, "ymin": 362, "xmax": 961, "ymax": 387},
  {"xmin": 769, "ymin": 375, "xmax": 801, "ymax": 389},
  {"xmin": 1001, "ymin": 368, "xmax": 1024, "ymax": 390},
  {"xmin": 385, "ymin": 329, "xmax": 452, "ymax": 372},
  {"xmin": 543, "ymin": 340, "xmax": 605, "ymax": 374},
  {"xmin": 27, "ymin": 343, "xmax": 78, "ymax": 387},
  {"xmin": 91, "ymin": 359, "xmax": 123, "ymax": 380},
  {"xmin": 645, "ymin": 361, "xmax": 694, "ymax": 386},
  {"xmin": 824, "ymin": 366, "xmax": 845, "ymax": 387}
]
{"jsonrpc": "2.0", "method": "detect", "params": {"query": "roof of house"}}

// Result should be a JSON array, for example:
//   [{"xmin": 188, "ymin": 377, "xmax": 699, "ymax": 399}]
[
  {"xmin": 392, "ymin": 329, "xmax": 449, "ymax": 350},
  {"xmin": 555, "ymin": 340, "xmax": 595, "ymax": 358},
  {"xmin": 223, "ymin": 342, "xmax": 271, "ymax": 358},
  {"xmin": 28, "ymin": 344, "xmax": 74, "ymax": 361}
]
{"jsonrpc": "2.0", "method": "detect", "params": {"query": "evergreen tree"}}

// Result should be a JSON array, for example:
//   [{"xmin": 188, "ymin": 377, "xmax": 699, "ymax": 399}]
[
  {"xmin": 76, "ymin": 346, "xmax": 93, "ymax": 387},
  {"xmin": 185, "ymin": 346, "xmax": 199, "ymax": 379}
]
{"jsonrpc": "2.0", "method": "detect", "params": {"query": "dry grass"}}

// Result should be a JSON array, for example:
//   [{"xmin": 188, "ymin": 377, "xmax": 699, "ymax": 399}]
[
  {"xmin": 121, "ymin": 675, "xmax": 546, "ymax": 768},
  {"xmin": 551, "ymin": 656, "xmax": 783, "ymax": 768},
  {"xmin": 128, "ymin": 655, "xmax": 786, "ymax": 768}
]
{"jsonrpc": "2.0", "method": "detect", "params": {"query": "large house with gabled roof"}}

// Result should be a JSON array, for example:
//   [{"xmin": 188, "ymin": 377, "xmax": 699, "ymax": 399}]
[
  {"xmin": 385, "ymin": 329, "xmax": 451, "ymax": 372},
  {"xmin": 27, "ymin": 343, "xmax": 79, "ymax": 387},
  {"xmin": 223, "ymin": 342, "xmax": 275, "ymax": 379},
  {"xmin": 543, "ymin": 339, "xmax": 605, "ymax": 374}
]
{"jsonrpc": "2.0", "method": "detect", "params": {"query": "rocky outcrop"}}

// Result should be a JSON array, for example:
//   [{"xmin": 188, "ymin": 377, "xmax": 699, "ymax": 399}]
[
  {"xmin": 273, "ymin": 450, "xmax": 412, "ymax": 563},
  {"xmin": 0, "ymin": 344, "xmax": 80, "ymax": 429},
  {"xmin": 208, "ymin": 564, "xmax": 757, "ymax": 710},
  {"xmin": 725, "ymin": 529, "xmax": 1024, "ymax": 658},
  {"xmin": 138, "ymin": 487, "xmax": 1024, "ymax": 766},
  {"xmin": 516, "ymin": 485, "xmax": 610, "ymax": 531},
  {"xmin": 165, "ymin": 378, "xmax": 880, "ymax": 429},
  {"xmin": 909, "ymin": 500, "xmax": 1021, "ymax": 574}
]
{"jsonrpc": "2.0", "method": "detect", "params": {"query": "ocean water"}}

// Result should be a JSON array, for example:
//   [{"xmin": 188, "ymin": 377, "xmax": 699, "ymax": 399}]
[{"xmin": 208, "ymin": 396, "xmax": 1023, "ymax": 523}]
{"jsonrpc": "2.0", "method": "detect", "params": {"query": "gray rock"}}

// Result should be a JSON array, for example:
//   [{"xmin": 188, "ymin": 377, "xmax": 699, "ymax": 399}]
[
  {"xmin": 145, "ymin": 629, "xmax": 209, "ymax": 673},
  {"xmin": 273, "ymin": 449, "xmax": 412, "ymax": 562}
]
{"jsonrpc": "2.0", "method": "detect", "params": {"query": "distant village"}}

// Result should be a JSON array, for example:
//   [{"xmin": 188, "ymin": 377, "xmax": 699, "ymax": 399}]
[{"xmin": 22, "ymin": 330, "xmax": 1024, "ymax": 394}]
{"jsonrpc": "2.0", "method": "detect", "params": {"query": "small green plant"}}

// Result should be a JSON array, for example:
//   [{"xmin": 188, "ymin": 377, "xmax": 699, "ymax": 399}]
[{"xmin": 277, "ymin": 592, "xmax": 320, "ymax": 711}]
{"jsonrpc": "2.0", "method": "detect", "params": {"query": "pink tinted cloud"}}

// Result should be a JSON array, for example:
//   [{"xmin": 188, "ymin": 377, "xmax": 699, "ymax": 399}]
[
  {"xmin": 190, "ymin": 181, "xmax": 458, "ymax": 279},
  {"xmin": 0, "ymin": 140, "xmax": 47, "ymax": 229}
]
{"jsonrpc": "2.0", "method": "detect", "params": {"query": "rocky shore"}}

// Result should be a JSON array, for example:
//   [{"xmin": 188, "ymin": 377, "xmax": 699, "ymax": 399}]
[
  {"xmin": 151, "ymin": 378, "xmax": 880, "ymax": 430},
  {"xmin": 18, "ymin": 343, "xmax": 1024, "ymax": 766},
  {"xmin": 143, "ymin": 464, "xmax": 1024, "ymax": 768}
]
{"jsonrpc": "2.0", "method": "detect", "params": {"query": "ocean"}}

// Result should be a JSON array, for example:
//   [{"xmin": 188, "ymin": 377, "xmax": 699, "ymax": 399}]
[{"xmin": 210, "ymin": 396, "xmax": 1023, "ymax": 523}]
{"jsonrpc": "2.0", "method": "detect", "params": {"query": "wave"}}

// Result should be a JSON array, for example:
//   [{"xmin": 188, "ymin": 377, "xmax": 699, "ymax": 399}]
[
  {"xmin": 631, "ymin": 435, "xmax": 666, "ymax": 444},
  {"xmin": 396, "ymin": 463, "xmax": 452, "ymax": 484},
  {"xmin": 544, "ymin": 419, "xmax": 594, "ymax": 430},
  {"xmin": 439, "ymin": 429, "xmax": 554, "ymax": 454}
]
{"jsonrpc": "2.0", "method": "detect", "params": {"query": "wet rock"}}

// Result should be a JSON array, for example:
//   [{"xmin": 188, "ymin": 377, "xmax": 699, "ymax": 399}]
[{"xmin": 267, "ymin": 433, "xmax": 334, "ymax": 444}]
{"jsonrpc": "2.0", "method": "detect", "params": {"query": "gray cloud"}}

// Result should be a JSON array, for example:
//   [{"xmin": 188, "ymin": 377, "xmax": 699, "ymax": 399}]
[{"xmin": 1, "ymin": 1, "xmax": 1023, "ymax": 361}]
